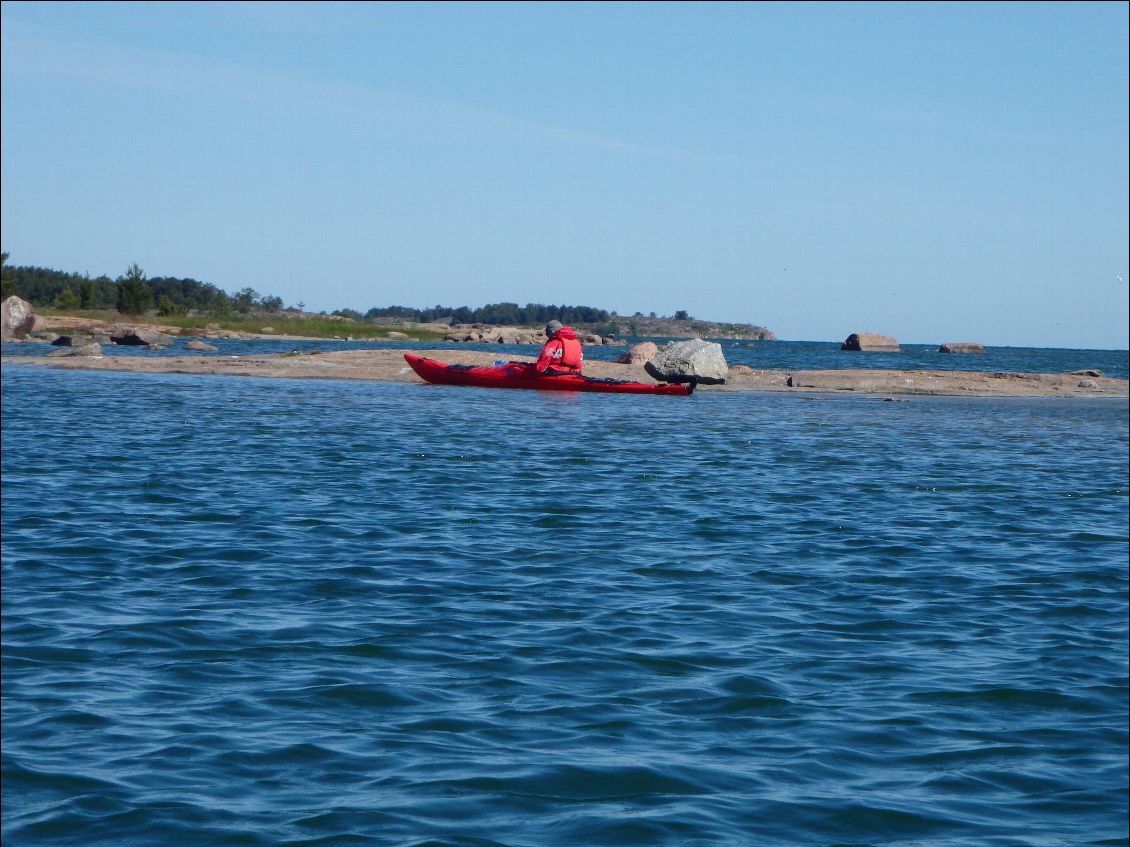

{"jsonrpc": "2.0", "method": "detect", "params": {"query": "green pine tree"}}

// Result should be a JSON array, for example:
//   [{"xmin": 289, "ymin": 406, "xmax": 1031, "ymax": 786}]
[{"xmin": 116, "ymin": 263, "xmax": 152, "ymax": 315}]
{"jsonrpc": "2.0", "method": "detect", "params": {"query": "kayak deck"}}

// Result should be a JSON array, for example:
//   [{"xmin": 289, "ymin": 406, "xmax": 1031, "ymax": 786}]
[{"xmin": 403, "ymin": 354, "xmax": 693, "ymax": 395}]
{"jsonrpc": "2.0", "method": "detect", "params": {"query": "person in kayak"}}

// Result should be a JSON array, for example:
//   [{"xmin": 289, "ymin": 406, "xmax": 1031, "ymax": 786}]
[{"xmin": 534, "ymin": 320, "xmax": 583, "ymax": 375}]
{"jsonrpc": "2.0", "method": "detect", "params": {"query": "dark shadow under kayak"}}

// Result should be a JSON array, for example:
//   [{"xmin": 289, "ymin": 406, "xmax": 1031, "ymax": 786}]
[{"xmin": 403, "ymin": 354, "xmax": 694, "ymax": 396}]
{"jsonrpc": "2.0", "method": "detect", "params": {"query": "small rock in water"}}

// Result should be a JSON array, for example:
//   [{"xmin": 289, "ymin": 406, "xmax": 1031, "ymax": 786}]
[
  {"xmin": 842, "ymin": 332, "xmax": 900, "ymax": 352},
  {"xmin": 47, "ymin": 343, "xmax": 102, "ymax": 357}
]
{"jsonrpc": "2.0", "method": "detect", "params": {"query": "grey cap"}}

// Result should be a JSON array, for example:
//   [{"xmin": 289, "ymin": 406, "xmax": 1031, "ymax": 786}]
[{"xmin": 545, "ymin": 320, "xmax": 563, "ymax": 334}]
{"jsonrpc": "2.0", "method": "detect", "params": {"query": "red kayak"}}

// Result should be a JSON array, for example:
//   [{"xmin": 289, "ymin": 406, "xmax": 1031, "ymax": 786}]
[{"xmin": 403, "ymin": 354, "xmax": 694, "ymax": 395}]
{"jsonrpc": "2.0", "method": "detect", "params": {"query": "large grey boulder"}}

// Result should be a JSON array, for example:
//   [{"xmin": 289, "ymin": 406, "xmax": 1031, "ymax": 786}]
[
  {"xmin": 2, "ymin": 296, "xmax": 36, "ymax": 341},
  {"xmin": 185, "ymin": 339, "xmax": 219, "ymax": 352},
  {"xmin": 939, "ymin": 342, "xmax": 985, "ymax": 354},
  {"xmin": 644, "ymin": 338, "xmax": 728, "ymax": 384},
  {"xmin": 842, "ymin": 332, "xmax": 900, "ymax": 352}
]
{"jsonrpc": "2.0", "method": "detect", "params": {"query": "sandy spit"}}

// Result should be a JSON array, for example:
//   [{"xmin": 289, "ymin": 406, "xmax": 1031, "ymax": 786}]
[{"xmin": 3, "ymin": 348, "xmax": 1127, "ymax": 398}]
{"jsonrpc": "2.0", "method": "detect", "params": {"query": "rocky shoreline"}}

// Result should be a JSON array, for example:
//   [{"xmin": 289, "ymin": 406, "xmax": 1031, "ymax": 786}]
[
  {"xmin": 2, "ymin": 301, "xmax": 1126, "ymax": 398},
  {"xmin": 3, "ymin": 347, "xmax": 1126, "ymax": 399}
]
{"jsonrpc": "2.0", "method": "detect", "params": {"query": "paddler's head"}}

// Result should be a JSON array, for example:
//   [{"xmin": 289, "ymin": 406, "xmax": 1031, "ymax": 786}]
[{"xmin": 545, "ymin": 320, "xmax": 563, "ymax": 337}]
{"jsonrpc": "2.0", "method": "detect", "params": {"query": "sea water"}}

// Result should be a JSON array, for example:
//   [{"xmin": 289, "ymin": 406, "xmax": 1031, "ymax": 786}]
[{"xmin": 1, "ymin": 363, "xmax": 1127, "ymax": 846}]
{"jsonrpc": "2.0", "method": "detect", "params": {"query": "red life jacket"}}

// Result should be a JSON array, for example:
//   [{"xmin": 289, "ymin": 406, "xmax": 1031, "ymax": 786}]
[
  {"xmin": 537, "ymin": 326, "xmax": 583, "ymax": 374},
  {"xmin": 556, "ymin": 336, "xmax": 583, "ymax": 371}
]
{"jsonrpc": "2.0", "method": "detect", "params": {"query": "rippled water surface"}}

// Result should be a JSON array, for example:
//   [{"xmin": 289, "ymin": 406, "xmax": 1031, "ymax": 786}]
[{"xmin": 2, "ymin": 364, "xmax": 1127, "ymax": 846}]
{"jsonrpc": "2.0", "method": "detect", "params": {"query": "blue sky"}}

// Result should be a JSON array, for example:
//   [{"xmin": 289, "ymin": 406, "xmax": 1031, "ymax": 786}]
[{"xmin": 2, "ymin": 1, "xmax": 1127, "ymax": 348}]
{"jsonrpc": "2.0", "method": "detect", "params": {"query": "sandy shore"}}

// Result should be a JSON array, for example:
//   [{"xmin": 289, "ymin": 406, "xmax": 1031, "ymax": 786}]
[{"xmin": 3, "ymin": 347, "xmax": 1127, "ymax": 398}]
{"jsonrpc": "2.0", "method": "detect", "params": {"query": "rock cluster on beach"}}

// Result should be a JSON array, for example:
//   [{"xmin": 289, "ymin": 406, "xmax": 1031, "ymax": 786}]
[
  {"xmin": 39, "ymin": 324, "xmax": 176, "ymax": 353},
  {"xmin": 444, "ymin": 324, "xmax": 624, "ymax": 346}
]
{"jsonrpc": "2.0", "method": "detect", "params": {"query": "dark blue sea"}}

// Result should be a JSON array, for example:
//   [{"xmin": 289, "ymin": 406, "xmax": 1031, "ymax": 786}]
[{"xmin": 2, "ymin": 350, "xmax": 1128, "ymax": 846}]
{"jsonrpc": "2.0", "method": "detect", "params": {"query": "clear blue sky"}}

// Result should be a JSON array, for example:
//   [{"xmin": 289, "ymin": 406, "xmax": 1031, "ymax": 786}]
[{"xmin": 2, "ymin": 1, "xmax": 1127, "ymax": 348}]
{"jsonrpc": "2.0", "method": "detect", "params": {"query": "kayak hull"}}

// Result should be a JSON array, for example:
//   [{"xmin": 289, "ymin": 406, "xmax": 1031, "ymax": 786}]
[{"xmin": 403, "ymin": 354, "xmax": 693, "ymax": 396}]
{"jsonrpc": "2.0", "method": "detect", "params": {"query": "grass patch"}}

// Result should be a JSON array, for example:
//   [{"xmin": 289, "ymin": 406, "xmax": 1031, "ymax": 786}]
[{"xmin": 38, "ymin": 310, "xmax": 449, "ymax": 341}]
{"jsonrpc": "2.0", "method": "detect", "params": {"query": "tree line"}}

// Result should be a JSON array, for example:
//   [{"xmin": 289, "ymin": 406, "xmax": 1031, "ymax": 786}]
[
  {"xmin": 0, "ymin": 254, "xmax": 630, "ymax": 327},
  {"xmin": 0, "ymin": 254, "xmax": 283, "ymax": 318},
  {"xmin": 340, "ymin": 303, "xmax": 611, "ymax": 326}
]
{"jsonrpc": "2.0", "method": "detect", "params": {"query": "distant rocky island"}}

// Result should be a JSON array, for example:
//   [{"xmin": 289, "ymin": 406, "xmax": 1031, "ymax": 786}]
[
  {"xmin": 363, "ymin": 310, "xmax": 776, "ymax": 341},
  {"xmin": 439, "ymin": 315, "xmax": 776, "ymax": 345},
  {"xmin": 602, "ymin": 315, "xmax": 776, "ymax": 340}
]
